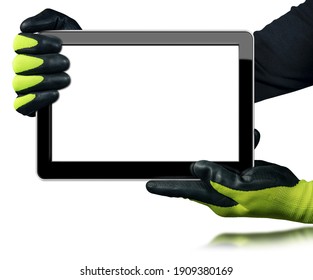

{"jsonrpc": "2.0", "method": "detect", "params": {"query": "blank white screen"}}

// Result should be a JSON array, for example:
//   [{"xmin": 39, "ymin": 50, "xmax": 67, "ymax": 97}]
[{"xmin": 52, "ymin": 45, "xmax": 239, "ymax": 161}]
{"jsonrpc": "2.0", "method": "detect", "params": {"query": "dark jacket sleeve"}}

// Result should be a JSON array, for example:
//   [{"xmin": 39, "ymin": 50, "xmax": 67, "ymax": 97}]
[{"xmin": 254, "ymin": 0, "xmax": 313, "ymax": 102}]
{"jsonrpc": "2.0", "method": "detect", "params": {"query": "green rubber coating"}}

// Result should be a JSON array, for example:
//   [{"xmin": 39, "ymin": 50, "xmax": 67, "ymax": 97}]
[
  {"xmin": 12, "ymin": 75, "xmax": 44, "ymax": 92},
  {"xmin": 13, "ymin": 34, "xmax": 38, "ymax": 52},
  {"xmin": 13, "ymin": 55, "xmax": 44, "ymax": 74},
  {"xmin": 14, "ymin": 94, "xmax": 36, "ymax": 110}
]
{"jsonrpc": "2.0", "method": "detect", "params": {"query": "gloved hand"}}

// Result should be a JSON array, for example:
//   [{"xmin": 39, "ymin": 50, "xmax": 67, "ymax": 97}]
[
  {"xmin": 147, "ymin": 161, "xmax": 313, "ymax": 223},
  {"xmin": 12, "ymin": 9, "xmax": 81, "ymax": 116},
  {"xmin": 147, "ymin": 160, "xmax": 313, "ymax": 223},
  {"xmin": 146, "ymin": 129, "xmax": 260, "ymax": 211},
  {"xmin": 147, "ymin": 129, "xmax": 313, "ymax": 223}
]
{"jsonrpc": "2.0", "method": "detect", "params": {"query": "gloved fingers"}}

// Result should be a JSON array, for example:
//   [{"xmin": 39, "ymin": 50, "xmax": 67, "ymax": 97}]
[
  {"xmin": 13, "ymin": 73, "xmax": 70, "ymax": 95},
  {"xmin": 254, "ymin": 128, "xmax": 260, "ymax": 148},
  {"xmin": 146, "ymin": 180, "xmax": 237, "ymax": 207},
  {"xmin": 192, "ymin": 160, "xmax": 243, "ymax": 187},
  {"xmin": 20, "ymin": 8, "xmax": 82, "ymax": 32},
  {"xmin": 13, "ymin": 9, "xmax": 78, "ymax": 117},
  {"xmin": 241, "ymin": 163, "xmax": 300, "ymax": 189},
  {"xmin": 192, "ymin": 163, "xmax": 261, "ymax": 204},
  {"xmin": 193, "ymin": 160, "xmax": 299, "ymax": 192},
  {"xmin": 14, "ymin": 33, "xmax": 62, "ymax": 55},
  {"xmin": 13, "ymin": 54, "xmax": 70, "ymax": 75},
  {"xmin": 14, "ymin": 90, "xmax": 59, "ymax": 116},
  {"xmin": 254, "ymin": 160, "xmax": 272, "ymax": 167}
]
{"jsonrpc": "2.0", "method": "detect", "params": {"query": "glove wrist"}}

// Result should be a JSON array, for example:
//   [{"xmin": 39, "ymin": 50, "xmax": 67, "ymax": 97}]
[{"xmin": 285, "ymin": 180, "xmax": 313, "ymax": 223}]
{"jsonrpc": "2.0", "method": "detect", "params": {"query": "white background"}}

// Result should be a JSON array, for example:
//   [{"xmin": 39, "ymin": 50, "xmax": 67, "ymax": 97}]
[
  {"xmin": 53, "ymin": 45, "xmax": 238, "ymax": 161},
  {"xmin": 1, "ymin": 1, "xmax": 313, "ymax": 280}
]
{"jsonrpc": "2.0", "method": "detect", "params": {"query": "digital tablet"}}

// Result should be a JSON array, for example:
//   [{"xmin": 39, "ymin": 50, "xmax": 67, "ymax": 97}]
[{"xmin": 37, "ymin": 31, "xmax": 254, "ymax": 179}]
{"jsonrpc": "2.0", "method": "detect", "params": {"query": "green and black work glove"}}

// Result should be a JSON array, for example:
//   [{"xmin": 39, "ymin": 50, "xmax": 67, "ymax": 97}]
[
  {"xmin": 12, "ymin": 9, "xmax": 81, "ymax": 116},
  {"xmin": 147, "ymin": 161, "xmax": 313, "ymax": 223},
  {"xmin": 147, "ymin": 130, "xmax": 313, "ymax": 224}
]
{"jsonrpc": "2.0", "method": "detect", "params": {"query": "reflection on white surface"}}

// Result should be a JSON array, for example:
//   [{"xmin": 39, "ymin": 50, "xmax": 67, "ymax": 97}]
[
  {"xmin": 209, "ymin": 227, "xmax": 313, "ymax": 248},
  {"xmin": 53, "ymin": 45, "xmax": 238, "ymax": 161}
]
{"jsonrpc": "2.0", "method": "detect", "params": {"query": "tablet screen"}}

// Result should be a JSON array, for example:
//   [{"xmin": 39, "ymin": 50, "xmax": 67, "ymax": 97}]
[
  {"xmin": 37, "ymin": 31, "xmax": 253, "ymax": 179},
  {"xmin": 52, "ymin": 45, "xmax": 239, "ymax": 162}
]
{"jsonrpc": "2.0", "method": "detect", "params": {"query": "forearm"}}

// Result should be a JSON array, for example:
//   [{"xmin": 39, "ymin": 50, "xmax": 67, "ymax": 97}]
[{"xmin": 254, "ymin": 0, "xmax": 313, "ymax": 102}]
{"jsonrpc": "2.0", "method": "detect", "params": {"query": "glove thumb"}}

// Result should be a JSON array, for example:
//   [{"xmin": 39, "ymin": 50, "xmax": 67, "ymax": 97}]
[{"xmin": 20, "ymin": 8, "xmax": 82, "ymax": 32}]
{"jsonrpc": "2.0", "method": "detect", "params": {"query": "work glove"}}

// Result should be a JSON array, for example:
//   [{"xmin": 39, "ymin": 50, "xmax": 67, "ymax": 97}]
[
  {"xmin": 146, "ymin": 130, "xmax": 313, "ymax": 223},
  {"xmin": 12, "ymin": 9, "xmax": 81, "ymax": 116},
  {"xmin": 147, "ymin": 161, "xmax": 313, "ymax": 223}
]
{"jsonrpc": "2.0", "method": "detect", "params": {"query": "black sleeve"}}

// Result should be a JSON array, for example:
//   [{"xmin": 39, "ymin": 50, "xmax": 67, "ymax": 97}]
[{"xmin": 254, "ymin": 0, "xmax": 313, "ymax": 102}]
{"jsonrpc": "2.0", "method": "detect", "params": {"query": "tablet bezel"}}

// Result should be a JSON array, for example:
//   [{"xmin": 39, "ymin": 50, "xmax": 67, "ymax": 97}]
[{"xmin": 37, "ymin": 31, "xmax": 254, "ymax": 179}]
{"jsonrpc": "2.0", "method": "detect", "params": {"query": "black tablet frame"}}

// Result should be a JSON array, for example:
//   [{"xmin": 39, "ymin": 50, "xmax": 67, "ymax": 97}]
[{"xmin": 37, "ymin": 31, "xmax": 254, "ymax": 179}]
